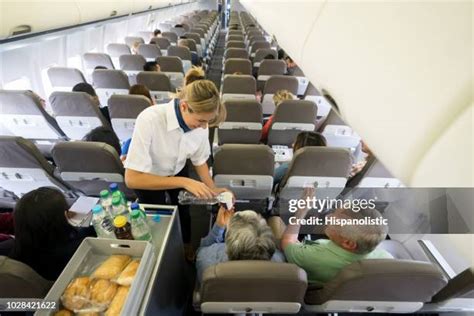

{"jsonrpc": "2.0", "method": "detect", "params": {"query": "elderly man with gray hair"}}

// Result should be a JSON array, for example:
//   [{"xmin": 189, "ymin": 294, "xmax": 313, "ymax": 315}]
[
  {"xmin": 196, "ymin": 206, "xmax": 285, "ymax": 283},
  {"xmin": 281, "ymin": 188, "xmax": 393, "ymax": 286}
]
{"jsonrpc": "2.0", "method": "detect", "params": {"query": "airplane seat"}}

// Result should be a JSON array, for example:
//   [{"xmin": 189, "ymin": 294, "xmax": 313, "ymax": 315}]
[
  {"xmin": 0, "ymin": 256, "xmax": 53, "ymax": 298},
  {"xmin": 227, "ymin": 35, "xmax": 245, "ymax": 42},
  {"xmin": 106, "ymin": 43, "xmax": 131, "ymax": 68},
  {"xmin": 346, "ymin": 157, "xmax": 404, "ymax": 189},
  {"xmin": 194, "ymin": 261, "xmax": 308, "ymax": 314},
  {"xmin": 107, "ymin": 94, "xmax": 151, "ymax": 141},
  {"xmin": 52, "ymin": 141, "xmax": 135, "ymax": 199},
  {"xmin": 167, "ymin": 46, "xmax": 192, "ymax": 73},
  {"xmin": 257, "ymin": 60, "xmax": 287, "ymax": 91},
  {"xmin": 118, "ymin": 54, "xmax": 147, "ymax": 85},
  {"xmin": 189, "ymin": 29, "xmax": 206, "ymax": 50},
  {"xmin": 156, "ymin": 56, "xmax": 185, "ymax": 89},
  {"xmin": 261, "ymin": 76, "xmax": 299, "ymax": 115},
  {"xmin": 304, "ymin": 85, "xmax": 332, "ymax": 129},
  {"xmin": 181, "ymin": 38, "xmax": 198, "ymax": 54},
  {"xmin": 376, "ymin": 240, "xmax": 414, "ymax": 260},
  {"xmin": 424, "ymin": 267, "xmax": 474, "ymax": 312},
  {"xmin": 92, "ymin": 69, "xmax": 130, "ymax": 106},
  {"xmin": 158, "ymin": 22, "xmax": 172, "ymax": 32},
  {"xmin": 275, "ymin": 147, "xmax": 352, "ymax": 210},
  {"xmin": 213, "ymin": 144, "xmax": 274, "ymax": 211},
  {"xmin": 225, "ymin": 40, "xmax": 246, "ymax": 50},
  {"xmin": 0, "ymin": 136, "xmax": 72, "ymax": 198},
  {"xmin": 223, "ymin": 58, "xmax": 252, "ymax": 76},
  {"xmin": 49, "ymin": 91, "xmax": 109, "ymax": 140},
  {"xmin": 136, "ymin": 72, "xmax": 173, "ymax": 104},
  {"xmin": 268, "ymin": 100, "xmax": 317, "ymax": 146},
  {"xmin": 221, "ymin": 75, "xmax": 256, "ymax": 102},
  {"xmin": 250, "ymin": 41, "xmax": 271, "ymax": 58},
  {"xmin": 303, "ymin": 259, "xmax": 447, "ymax": 313},
  {"xmin": 162, "ymin": 31, "xmax": 178, "ymax": 44},
  {"xmin": 124, "ymin": 36, "xmax": 145, "ymax": 48},
  {"xmin": 151, "ymin": 37, "xmax": 171, "ymax": 56},
  {"xmin": 137, "ymin": 44, "xmax": 162, "ymax": 61},
  {"xmin": 83, "ymin": 53, "xmax": 115, "ymax": 82},
  {"xmin": 248, "ymin": 37, "xmax": 267, "ymax": 52},
  {"xmin": 47, "ymin": 67, "xmax": 87, "ymax": 92},
  {"xmin": 170, "ymin": 27, "xmax": 185, "ymax": 37},
  {"xmin": 218, "ymin": 100, "xmax": 262, "ymax": 145},
  {"xmin": 253, "ymin": 48, "xmax": 278, "ymax": 68},
  {"xmin": 0, "ymin": 90, "xmax": 67, "ymax": 155},
  {"xmin": 184, "ymin": 33, "xmax": 203, "ymax": 57},
  {"xmin": 137, "ymin": 31, "xmax": 153, "ymax": 43},
  {"xmin": 224, "ymin": 48, "xmax": 249, "ymax": 61}
]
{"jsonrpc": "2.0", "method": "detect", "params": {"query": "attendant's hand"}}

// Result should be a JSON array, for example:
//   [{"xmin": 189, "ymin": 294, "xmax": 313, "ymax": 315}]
[
  {"xmin": 184, "ymin": 179, "xmax": 216, "ymax": 199},
  {"xmin": 215, "ymin": 206, "xmax": 235, "ymax": 228}
]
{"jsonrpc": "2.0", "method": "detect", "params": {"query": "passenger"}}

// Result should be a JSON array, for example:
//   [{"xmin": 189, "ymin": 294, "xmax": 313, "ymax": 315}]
[
  {"xmin": 281, "ymin": 188, "xmax": 393, "ymax": 286},
  {"xmin": 10, "ymin": 187, "xmax": 96, "ymax": 280},
  {"xmin": 143, "ymin": 61, "xmax": 160, "ymax": 72},
  {"xmin": 94, "ymin": 66, "xmax": 108, "ymax": 70},
  {"xmin": 350, "ymin": 141, "xmax": 374, "ymax": 178},
  {"xmin": 196, "ymin": 206, "xmax": 285, "ymax": 283},
  {"xmin": 153, "ymin": 29, "xmax": 161, "ymax": 37},
  {"xmin": 83, "ymin": 126, "xmax": 121, "ymax": 157},
  {"xmin": 183, "ymin": 66, "xmax": 205, "ymax": 86},
  {"xmin": 129, "ymin": 84, "xmax": 154, "ymax": 105},
  {"xmin": 178, "ymin": 39, "xmax": 200, "ymax": 66},
  {"xmin": 260, "ymin": 90, "xmax": 294, "ymax": 143},
  {"xmin": 131, "ymin": 41, "xmax": 140, "ymax": 55},
  {"xmin": 285, "ymin": 56, "xmax": 297, "ymax": 76},
  {"xmin": 263, "ymin": 54, "xmax": 275, "ymax": 60},
  {"xmin": 274, "ymin": 131, "xmax": 327, "ymax": 186},
  {"xmin": 72, "ymin": 83, "xmax": 111, "ymax": 124},
  {"xmin": 124, "ymin": 78, "xmax": 228, "ymax": 260}
]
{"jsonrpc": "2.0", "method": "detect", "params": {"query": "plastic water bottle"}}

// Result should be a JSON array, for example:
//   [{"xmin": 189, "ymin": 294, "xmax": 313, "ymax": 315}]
[
  {"xmin": 109, "ymin": 183, "xmax": 126, "ymax": 205},
  {"xmin": 130, "ymin": 209, "xmax": 152, "ymax": 241},
  {"xmin": 111, "ymin": 195, "xmax": 128, "ymax": 217},
  {"xmin": 178, "ymin": 190, "xmax": 234, "ymax": 209},
  {"xmin": 91, "ymin": 205, "xmax": 115, "ymax": 239},
  {"xmin": 130, "ymin": 202, "xmax": 146, "ymax": 218},
  {"xmin": 100, "ymin": 190, "xmax": 112, "ymax": 215}
]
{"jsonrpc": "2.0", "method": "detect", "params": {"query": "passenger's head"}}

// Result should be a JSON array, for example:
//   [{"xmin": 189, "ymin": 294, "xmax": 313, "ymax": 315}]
[
  {"xmin": 277, "ymin": 49, "xmax": 286, "ymax": 60},
  {"xmin": 184, "ymin": 66, "xmax": 205, "ymax": 86},
  {"xmin": 12, "ymin": 187, "xmax": 74, "ymax": 261},
  {"xmin": 225, "ymin": 210, "xmax": 276, "ymax": 261},
  {"xmin": 176, "ymin": 78, "xmax": 225, "ymax": 129},
  {"xmin": 263, "ymin": 54, "xmax": 275, "ymax": 60},
  {"xmin": 131, "ymin": 41, "xmax": 140, "ymax": 54},
  {"xmin": 83, "ymin": 126, "xmax": 121, "ymax": 156},
  {"xmin": 153, "ymin": 29, "xmax": 161, "ymax": 37},
  {"xmin": 325, "ymin": 208, "xmax": 388, "ymax": 255},
  {"xmin": 272, "ymin": 89, "xmax": 294, "ymax": 107},
  {"xmin": 129, "ymin": 84, "xmax": 153, "ymax": 104},
  {"xmin": 285, "ymin": 55, "xmax": 296, "ymax": 68},
  {"xmin": 293, "ymin": 131, "xmax": 327, "ymax": 152},
  {"xmin": 94, "ymin": 66, "xmax": 107, "ymax": 70},
  {"xmin": 143, "ymin": 61, "xmax": 160, "ymax": 72},
  {"xmin": 72, "ymin": 83, "xmax": 100, "ymax": 107}
]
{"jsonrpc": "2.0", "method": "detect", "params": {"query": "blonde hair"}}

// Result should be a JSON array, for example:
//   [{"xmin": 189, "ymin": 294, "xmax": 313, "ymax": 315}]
[
  {"xmin": 176, "ymin": 78, "xmax": 226, "ymax": 127},
  {"xmin": 184, "ymin": 66, "xmax": 206, "ymax": 86},
  {"xmin": 273, "ymin": 89, "xmax": 294, "ymax": 107}
]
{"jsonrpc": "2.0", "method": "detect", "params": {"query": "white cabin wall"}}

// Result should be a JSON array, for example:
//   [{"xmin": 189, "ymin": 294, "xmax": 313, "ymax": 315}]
[{"xmin": 197, "ymin": 0, "xmax": 218, "ymax": 11}]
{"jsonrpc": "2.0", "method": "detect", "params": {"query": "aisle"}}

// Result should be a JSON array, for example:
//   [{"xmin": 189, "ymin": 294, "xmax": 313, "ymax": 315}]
[{"xmin": 206, "ymin": 29, "xmax": 227, "ymax": 89}]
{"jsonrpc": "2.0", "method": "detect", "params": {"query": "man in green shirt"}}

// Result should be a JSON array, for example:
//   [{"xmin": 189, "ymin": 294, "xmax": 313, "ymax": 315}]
[{"xmin": 281, "ymin": 189, "xmax": 393, "ymax": 286}]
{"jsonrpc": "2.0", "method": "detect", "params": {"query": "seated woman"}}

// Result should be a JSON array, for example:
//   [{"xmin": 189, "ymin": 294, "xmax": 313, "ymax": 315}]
[
  {"xmin": 129, "ymin": 84, "xmax": 154, "ymax": 105},
  {"xmin": 10, "ymin": 187, "xmax": 95, "ymax": 280},
  {"xmin": 83, "ymin": 126, "xmax": 121, "ymax": 157},
  {"xmin": 196, "ymin": 206, "xmax": 285, "ymax": 283},
  {"xmin": 260, "ymin": 90, "xmax": 294, "ymax": 143},
  {"xmin": 274, "ymin": 131, "xmax": 327, "ymax": 187}
]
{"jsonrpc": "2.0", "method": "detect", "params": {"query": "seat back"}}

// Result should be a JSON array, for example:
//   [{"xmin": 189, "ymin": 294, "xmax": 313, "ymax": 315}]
[
  {"xmin": 180, "ymin": 38, "xmax": 198, "ymax": 53},
  {"xmin": 0, "ymin": 256, "xmax": 52, "ymax": 298},
  {"xmin": 221, "ymin": 75, "xmax": 256, "ymax": 102},
  {"xmin": 119, "ymin": 54, "xmax": 147, "ymax": 71},
  {"xmin": 198, "ymin": 261, "xmax": 307, "ymax": 314},
  {"xmin": 0, "ymin": 90, "xmax": 65, "ymax": 141},
  {"xmin": 47, "ymin": 67, "xmax": 86, "ymax": 91},
  {"xmin": 184, "ymin": 32, "xmax": 204, "ymax": 56},
  {"xmin": 106, "ymin": 43, "xmax": 131, "ymax": 57},
  {"xmin": 347, "ymin": 157, "xmax": 404, "ymax": 188},
  {"xmin": 52, "ymin": 141, "xmax": 133, "ymax": 198},
  {"xmin": 213, "ymin": 144, "xmax": 274, "ymax": 200},
  {"xmin": 107, "ymin": 94, "xmax": 150, "ymax": 141},
  {"xmin": 218, "ymin": 100, "xmax": 262, "ymax": 145},
  {"xmin": 279, "ymin": 147, "xmax": 351, "ymax": 200},
  {"xmin": 262, "ymin": 75, "xmax": 299, "ymax": 115},
  {"xmin": 171, "ymin": 27, "xmax": 185, "ymax": 37},
  {"xmin": 138, "ymin": 44, "xmax": 162, "ymax": 60},
  {"xmin": 162, "ymin": 31, "xmax": 178, "ymax": 44},
  {"xmin": 268, "ymin": 100, "xmax": 317, "ymax": 146},
  {"xmin": 322, "ymin": 124, "xmax": 361, "ymax": 151},
  {"xmin": 258, "ymin": 59, "xmax": 287, "ymax": 82},
  {"xmin": 250, "ymin": 41, "xmax": 271, "ymax": 56},
  {"xmin": 49, "ymin": 91, "xmax": 108, "ymax": 140},
  {"xmin": 167, "ymin": 46, "xmax": 192, "ymax": 73},
  {"xmin": 223, "ymin": 58, "xmax": 252, "ymax": 76},
  {"xmin": 227, "ymin": 35, "xmax": 245, "ymax": 42},
  {"xmin": 124, "ymin": 36, "xmax": 145, "ymax": 47},
  {"xmin": 225, "ymin": 40, "xmax": 246, "ymax": 50},
  {"xmin": 136, "ymin": 72, "xmax": 173, "ymax": 104},
  {"xmin": 83, "ymin": 53, "xmax": 115, "ymax": 72},
  {"xmin": 253, "ymin": 48, "xmax": 278, "ymax": 67},
  {"xmin": 156, "ymin": 56, "xmax": 184, "ymax": 88},
  {"xmin": 305, "ymin": 260, "xmax": 447, "ymax": 314},
  {"xmin": 151, "ymin": 37, "xmax": 171, "ymax": 55},
  {"xmin": 92, "ymin": 69, "xmax": 130, "ymax": 105},
  {"xmin": 224, "ymin": 48, "xmax": 249, "ymax": 60},
  {"xmin": 0, "ymin": 136, "xmax": 70, "ymax": 197}
]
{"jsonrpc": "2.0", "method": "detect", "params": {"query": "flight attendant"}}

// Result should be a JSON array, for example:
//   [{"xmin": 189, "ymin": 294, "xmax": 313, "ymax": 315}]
[{"xmin": 124, "ymin": 79, "xmax": 227, "ymax": 256}]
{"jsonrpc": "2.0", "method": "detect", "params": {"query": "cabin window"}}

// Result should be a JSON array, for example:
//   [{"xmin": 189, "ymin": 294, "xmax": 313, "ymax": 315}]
[
  {"xmin": 4, "ymin": 77, "xmax": 31, "ymax": 90},
  {"xmin": 68, "ymin": 55, "xmax": 82, "ymax": 70}
]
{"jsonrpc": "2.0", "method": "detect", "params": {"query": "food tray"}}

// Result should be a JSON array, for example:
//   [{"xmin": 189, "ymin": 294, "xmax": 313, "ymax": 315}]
[{"xmin": 35, "ymin": 237, "xmax": 155, "ymax": 316}]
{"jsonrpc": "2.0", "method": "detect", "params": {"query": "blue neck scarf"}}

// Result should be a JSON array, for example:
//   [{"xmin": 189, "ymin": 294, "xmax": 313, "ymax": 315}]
[{"xmin": 174, "ymin": 99, "xmax": 191, "ymax": 133}]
